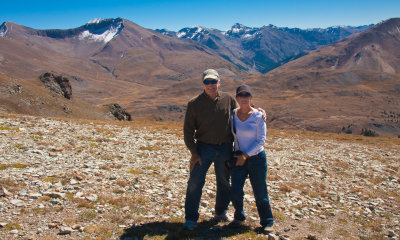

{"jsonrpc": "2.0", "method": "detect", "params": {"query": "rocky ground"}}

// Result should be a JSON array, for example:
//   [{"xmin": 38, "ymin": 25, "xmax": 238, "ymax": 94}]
[{"xmin": 0, "ymin": 114, "xmax": 399, "ymax": 240}]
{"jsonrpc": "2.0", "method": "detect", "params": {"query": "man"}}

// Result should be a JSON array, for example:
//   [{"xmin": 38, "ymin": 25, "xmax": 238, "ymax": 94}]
[{"xmin": 182, "ymin": 69, "xmax": 237, "ymax": 230}]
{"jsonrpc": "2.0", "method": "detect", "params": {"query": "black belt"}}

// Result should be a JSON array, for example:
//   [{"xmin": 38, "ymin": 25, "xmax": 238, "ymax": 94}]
[{"xmin": 198, "ymin": 141, "xmax": 231, "ymax": 146}]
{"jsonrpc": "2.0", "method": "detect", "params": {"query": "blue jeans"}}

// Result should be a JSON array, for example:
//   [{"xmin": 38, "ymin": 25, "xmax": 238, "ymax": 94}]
[
  {"xmin": 230, "ymin": 150, "xmax": 274, "ymax": 227},
  {"xmin": 185, "ymin": 142, "xmax": 232, "ymax": 222}
]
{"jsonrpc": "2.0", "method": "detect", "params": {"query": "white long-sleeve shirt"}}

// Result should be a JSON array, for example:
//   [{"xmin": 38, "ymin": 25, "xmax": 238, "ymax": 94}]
[{"xmin": 231, "ymin": 109, "xmax": 266, "ymax": 157}]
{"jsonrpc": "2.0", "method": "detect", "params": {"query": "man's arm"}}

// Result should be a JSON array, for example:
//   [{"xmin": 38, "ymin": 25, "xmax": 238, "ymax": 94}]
[
  {"xmin": 231, "ymin": 94, "xmax": 239, "ymax": 110},
  {"xmin": 257, "ymin": 107, "xmax": 268, "ymax": 135},
  {"xmin": 257, "ymin": 107, "xmax": 268, "ymax": 122},
  {"xmin": 183, "ymin": 101, "xmax": 202, "ymax": 171},
  {"xmin": 183, "ymin": 101, "xmax": 197, "ymax": 155}
]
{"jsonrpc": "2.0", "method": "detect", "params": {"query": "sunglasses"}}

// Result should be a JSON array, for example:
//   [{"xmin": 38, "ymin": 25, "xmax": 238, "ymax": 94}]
[
  {"xmin": 236, "ymin": 92, "xmax": 251, "ymax": 98},
  {"xmin": 203, "ymin": 79, "xmax": 218, "ymax": 85}
]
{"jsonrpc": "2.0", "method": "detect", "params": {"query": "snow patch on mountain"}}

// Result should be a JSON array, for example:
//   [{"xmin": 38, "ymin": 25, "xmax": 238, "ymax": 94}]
[
  {"xmin": 0, "ymin": 23, "xmax": 8, "ymax": 37},
  {"xmin": 231, "ymin": 27, "xmax": 241, "ymax": 33},
  {"xmin": 331, "ymin": 25, "xmax": 347, "ymax": 29},
  {"xmin": 193, "ymin": 25, "xmax": 203, "ymax": 33},
  {"xmin": 191, "ymin": 33, "xmax": 202, "ymax": 41},
  {"xmin": 88, "ymin": 18, "xmax": 104, "ymax": 24},
  {"xmin": 175, "ymin": 25, "xmax": 212, "ymax": 40},
  {"xmin": 79, "ymin": 22, "xmax": 123, "ymax": 43},
  {"xmin": 177, "ymin": 31, "xmax": 186, "ymax": 38},
  {"xmin": 243, "ymin": 33, "xmax": 254, "ymax": 39}
]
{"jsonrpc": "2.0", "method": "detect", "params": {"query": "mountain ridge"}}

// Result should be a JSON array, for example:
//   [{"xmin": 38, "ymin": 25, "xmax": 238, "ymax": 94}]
[
  {"xmin": 0, "ymin": 18, "xmax": 124, "ymax": 41},
  {"xmin": 156, "ymin": 22, "xmax": 373, "ymax": 73},
  {"xmin": 274, "ymin": 18, "xmax": 400, "ymax": 73},
  {"xmin": 0, "ymin": 17, "xmax": 399, "ymax": 136},
  {"xmin": 240, "ymin": 18, "xmax": 400, "ymax": 136},
  {"xmin": 0, "ymin": 18, "xmax": 373, "ymax": 74}
]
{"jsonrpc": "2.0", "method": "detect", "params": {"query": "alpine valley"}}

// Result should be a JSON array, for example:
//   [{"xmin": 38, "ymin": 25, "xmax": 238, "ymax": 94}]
[{"xmin": 0, "ymin": 17, "xmax": 399, "ymax": 136}]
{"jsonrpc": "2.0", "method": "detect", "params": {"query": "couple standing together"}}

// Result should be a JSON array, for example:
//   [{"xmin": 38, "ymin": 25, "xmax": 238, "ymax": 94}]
[{"xmin": 183, "ymin": 69, "xmax": 274, "ymax": 231}]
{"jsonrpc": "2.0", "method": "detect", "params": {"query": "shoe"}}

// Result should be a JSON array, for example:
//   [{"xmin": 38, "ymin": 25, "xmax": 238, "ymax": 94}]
[
  {"xmin": 264, "ymin": 226, "xmax": 273, "ymax": 232},
  {"xmin": 261, "ymin": 225, "xmax": 274, "ymax": 233},
  {"xmin": 228, "ymin": 219, "xmax": 245, "ymax": 228},
  {"xmin": 183, "ymin": 220, "xmax": 197, "ymax": 231},
  {"xmin": 255, "ymin": 225, "xmax": 274, "ymax": 233},
  {"xmin": 211, "ymin": 212, "xmax": 232, "ymax": 223}
]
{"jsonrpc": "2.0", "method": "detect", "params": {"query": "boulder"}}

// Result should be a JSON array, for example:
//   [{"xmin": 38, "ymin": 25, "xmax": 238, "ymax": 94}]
[
  {"xmin": 58, "ymin": 227, "xmax": 73, "ymax": 235},
  {"xmin": 39, "ymin": 72, "xmax": 72, "ymax": 99},
  {"xmin": 106, "ymin": 103, "xmax": 132, "ymax": 121}
]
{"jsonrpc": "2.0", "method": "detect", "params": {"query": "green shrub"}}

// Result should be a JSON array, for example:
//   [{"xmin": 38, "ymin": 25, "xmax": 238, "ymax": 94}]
[
  {"xmin": 79, "ymin": 210, "xmax": 97, "ymax": 221},
  {"xmin": 361, "ymin": 128, "xmax": 377, "ymax": 137}
]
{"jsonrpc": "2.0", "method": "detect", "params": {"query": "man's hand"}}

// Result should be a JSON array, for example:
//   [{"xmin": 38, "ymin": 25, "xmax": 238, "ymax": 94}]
[
  {"xmin": 190, "ymin": 153, "xmax": 202, "ymax": 171},
  {"xmin": 257, "ymin": 107, "xmax": 268, "ymax": 122}
]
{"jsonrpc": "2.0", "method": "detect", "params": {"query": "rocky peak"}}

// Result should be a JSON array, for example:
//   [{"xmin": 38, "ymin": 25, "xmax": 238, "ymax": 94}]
[
  {"xmin": 156, "ymin": 26, "xmax": 209, "ymax": 40},
  {"xmin": 18, "ymin": 18, "xmax": 125, "ymax": 43},
  {"xmin": 224, "ymin": 23, "xmax": 258, "ymax": 38},
  {"xmin": 230, "ymin": 23, "xmax": 252, "ymax": 31},
  {"xmin": 154, "ymin": 28, "xmax": 176, "ymax": 38},
  {"xmin": 369, "ymin": 18, "xmax": 400, "ymax": 36},
  {"xmin": 176, "ymin": 25, "xmax": 212, "ymax": 40},
  {"xmin": 78, "ymin": 18, "xmax": 124, "ymax": 43}
]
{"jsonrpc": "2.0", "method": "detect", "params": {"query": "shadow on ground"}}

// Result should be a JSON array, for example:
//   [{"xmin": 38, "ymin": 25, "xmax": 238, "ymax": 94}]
[{"xmin": 119, "ymin": 220, "xmax": 267, "ymax": 240}]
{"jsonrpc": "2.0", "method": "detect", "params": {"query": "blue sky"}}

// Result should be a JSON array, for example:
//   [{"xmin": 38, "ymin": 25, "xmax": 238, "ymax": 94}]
[{"xmin": 1, "ymin": 0, "xmax": 399, "ymax": 31}]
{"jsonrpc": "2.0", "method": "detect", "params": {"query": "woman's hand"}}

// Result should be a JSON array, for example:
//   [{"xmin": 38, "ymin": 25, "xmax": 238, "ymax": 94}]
[{"xmin": 235, "ymin": 153, "xmax": 248, "ymax": 166}]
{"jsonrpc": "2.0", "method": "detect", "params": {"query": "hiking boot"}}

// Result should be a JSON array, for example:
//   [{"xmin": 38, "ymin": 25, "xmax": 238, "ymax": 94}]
[
  {"xmin": 210, "ymin": 212, "xmax": 232, "ymax": 223},
  {"xmin": 228, "ymin": 219, "xmax": 246, "ymax": 228},
  {"xmin": 183, "ymin": 220, "xmax": 197, "ymax": 231},
  {"xmin": 263, "ymin": 226, "xmax": 274, "ymax": 232},
  {"xmin": 255, "ymin": 225, "xmax": 274, "ymax": 233}
]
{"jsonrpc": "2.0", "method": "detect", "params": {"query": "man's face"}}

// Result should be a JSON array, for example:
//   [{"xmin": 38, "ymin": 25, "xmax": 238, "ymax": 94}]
[{"xmin": 203, "ymin": 78, "xmax": 220, "ymax": 97}]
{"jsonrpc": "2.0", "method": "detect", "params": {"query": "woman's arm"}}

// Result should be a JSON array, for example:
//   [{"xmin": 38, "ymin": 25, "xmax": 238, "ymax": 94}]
[{"xmin": 245, "ymin": 112, "xmax": 266, "ymax": 156}]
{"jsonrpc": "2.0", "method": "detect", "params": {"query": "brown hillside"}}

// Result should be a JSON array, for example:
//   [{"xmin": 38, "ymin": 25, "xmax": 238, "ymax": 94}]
[
  {"xmin": 0, "ymin": 73, "xmax": 113, "ymax": 120},
  {"xmin": 244, "ymin": 69, "xmax": 400, "ymax": 136},
  {"xmin": 277, "ymin": 18, "xmax": 400, "ymax": 73}
]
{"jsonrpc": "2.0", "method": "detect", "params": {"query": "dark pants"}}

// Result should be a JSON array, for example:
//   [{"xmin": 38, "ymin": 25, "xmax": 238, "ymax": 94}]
[
  {"xmin": 230, "ymin": 150, "xmax": 274, "ymax": 227},
  {"xmin": 185, "ymin": 142, "xmax": 232, "ymax": 222}
]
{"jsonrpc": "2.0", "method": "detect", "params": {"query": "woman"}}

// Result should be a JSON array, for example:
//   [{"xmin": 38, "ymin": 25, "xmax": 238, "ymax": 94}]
[{"xmin": 229, "ymin": 84, "xmax": 274, "ymax": 230}]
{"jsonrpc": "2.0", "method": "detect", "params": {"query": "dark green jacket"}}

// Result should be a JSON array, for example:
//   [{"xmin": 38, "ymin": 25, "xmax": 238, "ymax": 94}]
[{"xmin": 184, "ymin": 91, "xmax": 237, "ymax": 155}]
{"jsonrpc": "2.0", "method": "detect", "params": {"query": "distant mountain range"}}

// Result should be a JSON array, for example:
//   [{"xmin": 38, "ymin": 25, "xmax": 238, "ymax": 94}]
[
  {"xmin": 0, "ymin": 17, "xmax": 399, "ymax": 136},
  {"xmin": 0, "ymin": 18, "xmax": 239, "ymax": 102},
  {"xmin": 244, "ymin": 18, "xmax": 400, "ymax": 135},
  {"xmin": 156, "ymin": 23, "xmax": 372, "ymax": 73}
]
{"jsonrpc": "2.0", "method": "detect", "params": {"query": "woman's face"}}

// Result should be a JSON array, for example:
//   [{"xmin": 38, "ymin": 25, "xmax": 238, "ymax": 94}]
[{"xmin": 236, "ymin": 92, "xmax": 252, "ymax": 107}]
